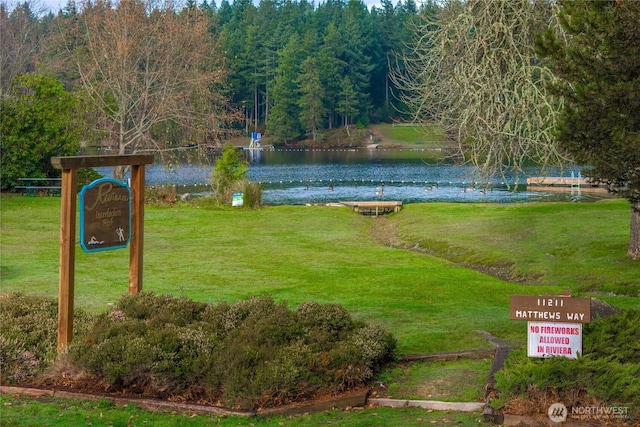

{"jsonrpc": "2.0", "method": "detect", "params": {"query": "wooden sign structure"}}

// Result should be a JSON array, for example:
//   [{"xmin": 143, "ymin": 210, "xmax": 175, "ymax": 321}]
[
  {"xmin": 51, "ymin": 155, "xmax": 153, "ymax": 351},
  {"xmin": 510, "ymin": 295, "xmax": 591, "ymax": 323},
  {"xmin": 80, "ymin": 178, "xmax": 131, "ymax": 253},
  {"xmin": 510, "ymin": 294, "xmax": 591, "ymax": 359}
]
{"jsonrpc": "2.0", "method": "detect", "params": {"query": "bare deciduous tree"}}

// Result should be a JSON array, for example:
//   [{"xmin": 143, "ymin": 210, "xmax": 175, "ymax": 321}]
[
  {"xmin": 0, "ymin": 0, "xmax": 47, "ymax": 98},
  {"xmin": 393, "ymin": 0, "xmax": 570, "ymax": 184},
  {"xmin": 62, "ymin": 0, "xmax": 236, "ymax": 177}
]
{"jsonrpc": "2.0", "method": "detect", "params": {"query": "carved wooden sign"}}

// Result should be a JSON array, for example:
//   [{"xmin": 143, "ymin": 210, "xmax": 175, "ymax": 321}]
[
  {"xmin": 510, "ymin": 295, "xmax": 591, "ymax": 323},
  {"xmin": 80, "ymin": 178, "xmax": 131, "ymax": 252}
]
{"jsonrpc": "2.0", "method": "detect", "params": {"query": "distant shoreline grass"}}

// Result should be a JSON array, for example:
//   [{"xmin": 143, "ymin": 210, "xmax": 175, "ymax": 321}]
[
  {"xmin": 371, "ymin": 123, "xmax": 447, "ymax": 149},
  {"xmin": 2, "ymin": 195, "xmax": 637, "ymax": 356}
]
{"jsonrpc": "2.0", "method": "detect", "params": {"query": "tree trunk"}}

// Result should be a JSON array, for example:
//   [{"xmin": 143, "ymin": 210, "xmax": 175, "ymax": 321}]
[{"xmin": 629, "ymin": 200, "xmax": 640, "ymax": 259}]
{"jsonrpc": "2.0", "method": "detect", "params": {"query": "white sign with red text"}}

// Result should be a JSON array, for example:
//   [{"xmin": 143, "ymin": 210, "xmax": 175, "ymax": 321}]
[{"xmin": 527, "ymin": 322, "xmax": 582, "ymax": 359}]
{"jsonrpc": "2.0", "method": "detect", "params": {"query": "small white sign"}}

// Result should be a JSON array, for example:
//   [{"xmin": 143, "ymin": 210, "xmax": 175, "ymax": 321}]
[
  {"xmin": 232, "ymin": 192, "xmax": 243, "ymax": 207},
  {"xmin": 527, "ymin": 322, "xmax": 582, "ymax": 359}
]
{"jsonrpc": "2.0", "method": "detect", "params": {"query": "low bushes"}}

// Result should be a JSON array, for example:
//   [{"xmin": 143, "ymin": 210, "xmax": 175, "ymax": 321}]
[
  {"xmin": 494, "ymin": 309, "xmax": 640, "ymax": 419},
  {"xmin": 0, "ymin": 292, "xmax": 94, "ymax": 384},
  {"xmin": 0, "ymin": 292, "xmax": 396, "ymax": 410}
]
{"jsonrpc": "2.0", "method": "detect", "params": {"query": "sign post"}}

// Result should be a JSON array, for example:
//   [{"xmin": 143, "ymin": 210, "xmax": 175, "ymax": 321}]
[
  {"xmin": 510, "ymin": 295, "xmax": 591, "ymax": 359},
  {"xmin": 51, "ymin": 155, "xmax": 153, "ymax": 351}
]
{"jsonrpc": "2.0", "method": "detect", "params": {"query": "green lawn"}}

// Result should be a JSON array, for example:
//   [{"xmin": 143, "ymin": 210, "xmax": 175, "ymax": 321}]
[
  {"xmin": 2, "ymin": 195, "xmax": 638, "ymax": 354},
  {"xmin": 392, "ymin": 200, "xmax": 640, "ymax": 298},
  {"xmin": 0, "ymin": 394, "xmax": 490, "ymax": 426},
  {"xmin": 1, "ymin": 194, "xmax": 638, "ymax": 425},
  {"xmin": 372, "ymin": 123, "xmax": 446, "ymax": 148}
]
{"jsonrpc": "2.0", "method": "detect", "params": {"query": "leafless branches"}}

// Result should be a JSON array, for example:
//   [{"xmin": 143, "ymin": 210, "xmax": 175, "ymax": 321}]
[
  {"xmin": 61, "ymin": 0, "xmax": 235, "ymax": 177},
  {"xmin": 393, "ymin": 0, "xmax": 571, "ymax": 184}
]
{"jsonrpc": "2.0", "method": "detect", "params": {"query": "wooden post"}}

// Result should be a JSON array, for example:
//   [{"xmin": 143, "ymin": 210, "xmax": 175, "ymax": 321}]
[
  {"xmin": 52, "ymin": 155, "xmax": 153, "ymax": 351},
  {"xmin": 57, "ymin": 168, "xmax": 77, "ymax": 351},
  {"xmin": 129, "ymin": 164, "xmax": 145, "ymax": 294}
]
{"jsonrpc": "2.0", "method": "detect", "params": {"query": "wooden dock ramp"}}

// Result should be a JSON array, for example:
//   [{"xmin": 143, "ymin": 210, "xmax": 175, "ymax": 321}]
[
  {"xmin": 341, "ymin": 201, "xmax": 402, "ymax": 216},
  {"xmin": 526, "ymin": 176, "xmax": 609, "ymax": 192}
]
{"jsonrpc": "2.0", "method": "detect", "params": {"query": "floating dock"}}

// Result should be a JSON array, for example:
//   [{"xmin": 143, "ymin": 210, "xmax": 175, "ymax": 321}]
[
  {"xmin": 526, "ymin": 177, "xmax": 609, "ymax": 192},
  {"xmin": 341, "ymin": 201, "xmax": 402, "ymax": 216}
]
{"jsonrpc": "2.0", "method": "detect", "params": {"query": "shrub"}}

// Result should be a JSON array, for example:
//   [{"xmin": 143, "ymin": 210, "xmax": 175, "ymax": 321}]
[
  {"xmin": 114, "ymin": 292, "xmax": 208, "ymax": 326},
  {"xmin": 494, "ymin": 310, "xmax": 640, "ymax": 418},
  {"xmin": 229, "ymin": 178, "xmax": 262, "ymax": 209},
  {"xmin": 583, "ymin": 309, "xmax": 640, "ymax": 364},
  {"xmin": 211, "ymin": 142, "xmax": 247, "ymax": 205},
  {"xmin": 145, "ymin": 185, "xmax": 178, "ymax": 205},
  {"xmin": 69, "ymin": 294, "xmax": 214, "ymax": 395},
  {"xmin": 0, "ymin": 292, "xmax": 93, "ymax": 384},
  {"xmin": 62, "ymin": 293, "xmax": 397, "ymax": 410},
  {"xmin": 296, "ymin": 301, "xmax": 360, "ymax": 348}
]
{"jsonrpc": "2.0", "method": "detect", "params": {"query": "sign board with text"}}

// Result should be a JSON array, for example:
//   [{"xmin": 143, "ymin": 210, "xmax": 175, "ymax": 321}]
[
  {"xmin": 80, "ymin": 178, "xmax": 131, "ymax": 253},
  {"xmin": 232, "ymin": 192, "xmax": 243, "ymax": 207},
  {"xmin": 527, "ymin": 322, "xmax": 582, "ymax": 359},
  {"xmin": 510, "ymin": 295, "xmax": 591, "ymax": 323}
]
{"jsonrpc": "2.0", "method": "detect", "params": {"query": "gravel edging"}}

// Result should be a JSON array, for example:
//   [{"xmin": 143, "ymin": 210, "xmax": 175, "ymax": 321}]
[{"xmin": 1, "ymin": 338, "xmax": 506, "ymax": 420}]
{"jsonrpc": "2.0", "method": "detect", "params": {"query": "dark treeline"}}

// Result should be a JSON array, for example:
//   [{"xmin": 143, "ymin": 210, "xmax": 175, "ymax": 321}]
[{"xmin": 207, "ymin": 0, "xmax": 431, "ymax": 141}]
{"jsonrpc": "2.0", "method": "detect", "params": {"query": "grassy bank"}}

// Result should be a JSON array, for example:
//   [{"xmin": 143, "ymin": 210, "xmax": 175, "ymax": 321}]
[
  {"xmin": 2, "ymin": 195, "xmax": 637, "ymax": 354},
  {"xmin": 393, "ymin": 200, "xmax": 640, "ymax": 298},
  {"xmin": 371, "ymin": 123, "xmax": 445, "ymax": 148},
  {"xmin": 1, "ymin": 194, "xmax": 638, "ymax": 424}
]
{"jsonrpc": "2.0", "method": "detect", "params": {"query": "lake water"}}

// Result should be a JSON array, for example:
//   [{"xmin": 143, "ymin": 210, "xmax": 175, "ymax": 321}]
[{"xmin": 99, "ymin": 147, "xmax": 611, "ymax": 205}]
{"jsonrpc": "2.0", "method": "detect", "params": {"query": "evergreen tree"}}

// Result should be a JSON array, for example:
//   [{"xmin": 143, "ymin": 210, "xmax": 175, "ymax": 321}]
[
  {"xmin": 211, "ymin": 142, "xmax": 247, "ymax": 204},
  {"xmin": 212, "ymin": 0, "xmax": 420, "ymax": 138},
  {"xmin": 336, "ymin": 75, "xmax": 359, "ymax": 127},
  {"xmin": 4, "ymin": 0, "xmax": 422, "ymax": 147},
  {"xmin": 318, "ymin": 23, "xmax": 347, "ymax": 129},
  {"xmin": 220, "ymin": 0, "xmax": 258, "ymax": 132},
  {"xmin": 297, "ymin": 55, "xmax": 328, "ymax": 142},
  {"xmin": 537, "ymin": 0, "xmax": 640, "ymax": 259},
  {"xmin": 267, "ymin": 33, "xmax": 304, "ymax": 143},
  {"xmin": 340, "ymin": 0, "xmax": 374, "ymax": 125},
  {"xmin": 369, "ymin": 0, "xmax": 397, "ymax": 118}
]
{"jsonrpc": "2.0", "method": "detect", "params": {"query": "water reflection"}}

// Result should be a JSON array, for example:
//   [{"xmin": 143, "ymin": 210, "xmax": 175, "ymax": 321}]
[{"xmin": 96, "ymin": 148, "xmax": 613, "ymax": 205}]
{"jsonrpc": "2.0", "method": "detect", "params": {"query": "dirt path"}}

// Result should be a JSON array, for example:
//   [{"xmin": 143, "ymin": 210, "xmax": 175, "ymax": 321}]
[{"xmin": 368, "ymin": 216, "xmax": 405, "ymax": 248}]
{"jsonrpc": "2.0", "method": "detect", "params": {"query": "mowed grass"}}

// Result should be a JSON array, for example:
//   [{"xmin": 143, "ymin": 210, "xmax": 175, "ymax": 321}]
[
  {"xmin": 1, "ymin": 194, "xmax": 639, "ymax": 425},
  {"xmin": 2, "ymin": 195, "xmax": 638, "ymax": 356},
  {"xmin": 375, "ymin": 358, "xmax": 493, "ymax": 402},
  {"xmin": 0, "ymin": 394, "xmax": 490, "ymax": 427},
  {"xmin": 372, "ymin": 123, "xmax": 446, "ymax": 148},
  {"xmin": 393, "ymin": 200, "xmax": 640, "ymax": 299}
]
